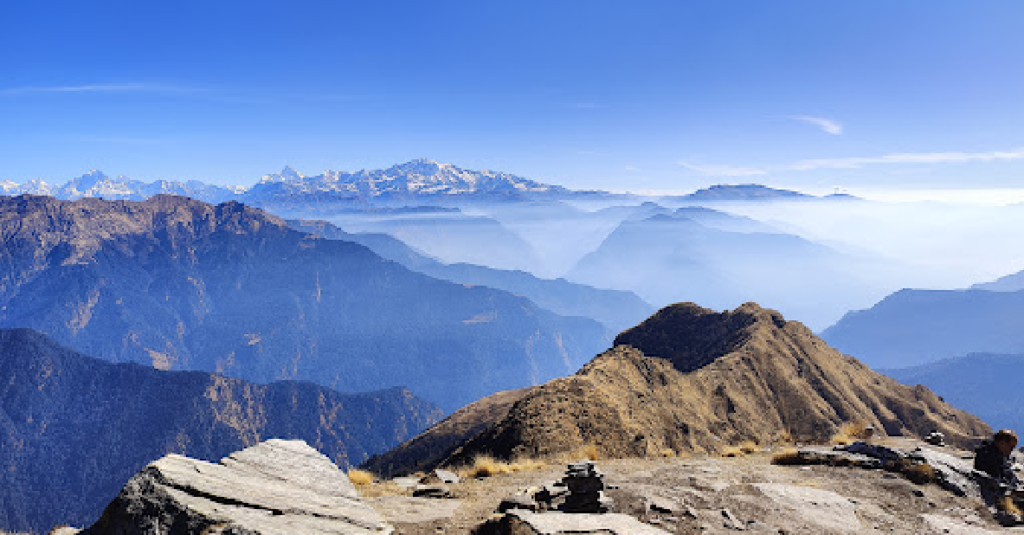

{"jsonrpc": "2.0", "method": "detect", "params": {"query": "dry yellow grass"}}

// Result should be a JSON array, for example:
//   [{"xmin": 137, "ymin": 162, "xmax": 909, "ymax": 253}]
[
  {"xmin": 346, "ymin": 468, "xmax": 375, "ymax": 486},
  {"xmin": 902, "ymin": 462, "xmax": 937, "ymax": 485},
  {"xmin": 770, "ymin": 448, "xmax": 802, "ymax": 465},
  {"xmin": 357, "ymin": 480, "xmax": 407, "ymax": 498},
  {"xmin": 830, "ymin": 421, "xmax": 869, "ymax": 445},
  {"xmin": 719, "ymin": 446, "xmax": 744, "ymax": 458},
  {"xmin": 999, "ymin": 495, "xmax": 1023, "ymax": 515},
  {"xmin": 575, "ymin": 443, "xmax": 601, "ymax": 460},
  {"xmin": 456, "ymin": 454, "xmax": 549, "ymax": 479},
  {"xmin": 738, "ymin": 440, "xmax": 759, "ymax": 454}
]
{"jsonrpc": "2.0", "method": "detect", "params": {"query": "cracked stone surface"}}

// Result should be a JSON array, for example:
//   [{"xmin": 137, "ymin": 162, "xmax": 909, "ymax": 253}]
[{"xmin": 80, "ymin": 439, "xmax": 392, "ymax": 535}]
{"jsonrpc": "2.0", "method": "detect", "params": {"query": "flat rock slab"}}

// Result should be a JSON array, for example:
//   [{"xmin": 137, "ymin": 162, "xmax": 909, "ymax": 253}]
[
  {"xmin": 753, "ymin": 483, "xmax": 861, "ymax": 534},
  {"xmin": 81, "ymin": 439, "xmax": 392, "ymax": 535},
  {"xmin": 921, "ymin": 513, "xmax": 1006, "ymax": 535},
  {"xmin": 498, "ymin": 510, "xmax": 672, "ymax": 535},
  {"xmin": 369, "ymin": 496, "xmax": 461, "ymax": 524}
]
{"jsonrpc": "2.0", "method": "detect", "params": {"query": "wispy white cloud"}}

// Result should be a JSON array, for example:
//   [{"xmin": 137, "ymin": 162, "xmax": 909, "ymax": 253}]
[
  {"xmin": 677, "ymin": 161, "xmax": 767, "ymax": 177},
  {"xmin": 0, "ymin": 83, "xmax": 199, "ymax": 95},
  {"xmin": 791, "ymin": 115, "xmax": 843, "ymax": 135},
  {"xmin": 679, "ymin": 146, "xmax": 1024, "ymax": 176},
  {"xmin": 790, "ymin": 146, "xmax": 1024, "ymax": 170}
]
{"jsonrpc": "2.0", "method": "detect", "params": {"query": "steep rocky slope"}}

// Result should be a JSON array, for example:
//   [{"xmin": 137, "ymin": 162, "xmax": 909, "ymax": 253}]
[
  {"xmin": 0, "ymin": 194, "xmax": 609, "ymax": 410},
  {"xmin": 377, "ymin": 303, "xmax": 989, "ymax": 472},
  {"xmin": 0, "ymin": 328, "xmax": 441, "ymax": 534}
]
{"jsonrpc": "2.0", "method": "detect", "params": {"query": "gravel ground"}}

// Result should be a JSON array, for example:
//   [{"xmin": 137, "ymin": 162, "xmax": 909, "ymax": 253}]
[{"xmin": 366, "ymin": 445, "xmax": 1023, "ymax": 535}]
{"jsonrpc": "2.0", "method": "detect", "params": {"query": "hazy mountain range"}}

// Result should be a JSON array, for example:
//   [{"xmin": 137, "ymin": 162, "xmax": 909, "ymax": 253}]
[
  {"xmin": 0, "ymin": 194, "xmax": 610, "ymax": 411},
  {"xmin": 0, "ymin": 328, "xmax": 442, "ymax": 533},
  {"xmin": 567, "ymin": 207, "xmax": 877, "ymax": 329},
  {"xmin": 288, "ymin": 219, "xmax": 653, "ymax": 332},
  {"xmin": 822, "ymin": 287, "xmax": 1024, "ymax": 368},
  {"xmin": 883, "ymin": 353, "xmax": 1024, "ymax": 436}
]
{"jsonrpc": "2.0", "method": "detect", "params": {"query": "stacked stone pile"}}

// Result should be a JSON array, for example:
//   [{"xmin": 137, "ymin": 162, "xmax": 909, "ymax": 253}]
[{"xmin": 559, "ymin": 461, "xmax": 613, "ymax": 513}]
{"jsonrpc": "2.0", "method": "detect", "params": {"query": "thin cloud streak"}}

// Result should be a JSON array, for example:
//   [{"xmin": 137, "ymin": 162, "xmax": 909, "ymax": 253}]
[
  {"xmin": 791, "ymin": 115, "xmax": 843, "ymax": 135},
  {"xmin": 0, "ymin": 83, "xmax": 200, "ymax": 95},
  {"xmin": 679, "ymin": 146, "xmax": 1024, "ymax": 176},
  {"xmin": 791, "ymin": 146, "xmax": 1024, "ymax": 170}
]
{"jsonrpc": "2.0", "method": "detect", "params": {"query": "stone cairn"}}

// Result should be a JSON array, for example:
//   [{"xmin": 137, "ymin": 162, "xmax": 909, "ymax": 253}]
[{"xmin": 559, "ymin": 461, "xmax": 613, "ymax": 513}]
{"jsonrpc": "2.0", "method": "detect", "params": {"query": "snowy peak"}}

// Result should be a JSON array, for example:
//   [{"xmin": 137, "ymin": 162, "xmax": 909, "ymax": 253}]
[
  {"xmin": 245, "ymin": 159, "xmax": 568, "ymax": 200},
  {"xmin": 1, "ymin": 159, "xmax": 576, "ymax": 204}
]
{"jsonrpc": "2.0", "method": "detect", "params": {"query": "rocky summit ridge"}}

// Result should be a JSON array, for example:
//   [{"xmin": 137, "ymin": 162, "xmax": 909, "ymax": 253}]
[{"xmin": 373, "ymin": 303, "xmax": 990, "ymax": 472}]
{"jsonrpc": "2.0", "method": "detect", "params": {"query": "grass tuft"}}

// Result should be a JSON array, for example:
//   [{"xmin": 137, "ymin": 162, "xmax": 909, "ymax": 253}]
[
  {"xmin": 902, "ymin": 462, "xmax": 937, "ymax": 485},
  {"xmin": 770, "ymin": 448, "xmax": 803, "ymax": 465},
  {"xmin": 456, "ymin": 454, "xmax": 548, "ymax": 479},
  {"xmin": 346, "ymin": 468, "xmax": 375, "ymax": 486},
  {"xmin": 830, "ymin": 421, "xmax": 870, "ymax": 445}
]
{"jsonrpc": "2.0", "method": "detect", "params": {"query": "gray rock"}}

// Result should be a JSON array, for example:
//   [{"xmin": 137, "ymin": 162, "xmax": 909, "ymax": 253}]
[
  {"xmin": 645, "ymin": 495, "xmax": 680, "ymax": 514},
  {"xmin": 81, "ymin": 439, "xmax": 392, "ymax": 535},
  {"xmin": 413, "ymin": 484, "xmax": 453, "ymax": 498},
  {"xmin": 486, "ymin": 510, "xmax": 673, "ymax": 534},
  {"xmin": 498, "ymin": 494, "xmax": 539, "ymax": 513},
  {"xmin": 753, "ymin": 483, "xmax": 861, "ymax": 534},
  {"xmin": 908, "ymin": 446, "xmax": 984, "ymax": 498},
  {"xmin": 434, "ymin": 468, "xmax": 461, "ymax": 484},
  {"xmin": 721, "ymin": 508, "xmax": 745, "ymax": 530},
  {"xmin": 369, "ymin": 496, "xmax": 460, "ymax": 524},
  {"xmin": 392, "ymin": 476, "xmax": 421, "ymax": 489}
]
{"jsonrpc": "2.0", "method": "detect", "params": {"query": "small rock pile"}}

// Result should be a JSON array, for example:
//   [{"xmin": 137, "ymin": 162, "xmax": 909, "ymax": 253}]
[{"xmin": 559, "ymin": 460, "xmax": 613, "ymax": 513}]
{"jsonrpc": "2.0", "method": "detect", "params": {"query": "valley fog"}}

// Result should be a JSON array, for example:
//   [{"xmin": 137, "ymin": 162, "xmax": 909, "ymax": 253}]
[{"xmin": 288, "ymin": 197, "xmax": 1024, "ymax": 331}]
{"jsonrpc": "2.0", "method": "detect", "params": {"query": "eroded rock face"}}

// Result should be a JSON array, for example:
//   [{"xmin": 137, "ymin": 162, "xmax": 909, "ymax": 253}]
[{"xmin": 82, "ymin": 439, "xmax": 392, "ymax": 535}]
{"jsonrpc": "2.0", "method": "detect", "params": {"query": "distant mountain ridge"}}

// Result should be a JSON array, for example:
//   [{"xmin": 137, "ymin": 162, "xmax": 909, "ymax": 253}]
[
  {"xmin": 883, "ymin": 353, "xmax": 1024, "ymax": 436},
  {"xmin": 668, "ymin": 184, "xmax": 859, "ymax": 202},
  {"xmin": 822, "ymin": 287, "xmax": 1024, "ymax": 368},
  {"xmin": 0, "ymin": 194, "xmax": 610, "ymax": 411},
  {"xmin": 0, "ymin": 328, "xmax": 441, "ymax": 534},
  {"xmin": 0, "ymin": 159, "xmax": 581, "ymax": 205},
  {"xmin": 567, "ymin": 206, "xmax": 875, "ymax": 330},
  {"xmin": 288, "ymin": 218, "xmax": 654, "ymax": 331},
  {"xmin": 1, "ymin": 161, "xmax": 843, "ymax": 206}
]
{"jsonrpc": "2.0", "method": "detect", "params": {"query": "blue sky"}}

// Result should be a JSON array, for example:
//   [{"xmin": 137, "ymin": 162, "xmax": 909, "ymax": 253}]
[{"xmin": 2, "ymin": 1, "xmax": 1023, "ymax": 194}]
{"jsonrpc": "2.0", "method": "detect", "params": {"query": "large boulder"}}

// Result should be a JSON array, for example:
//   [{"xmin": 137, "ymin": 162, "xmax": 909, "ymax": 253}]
[{"xmin": 82, "ymin": 439, "xmax": 392, "ymax": 535}]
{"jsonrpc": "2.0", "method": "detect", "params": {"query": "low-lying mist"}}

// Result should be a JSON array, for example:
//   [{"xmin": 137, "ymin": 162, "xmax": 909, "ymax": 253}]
[{"xmin": 280, "ymin": 197, "xmax": 1024, "ymax": 332}]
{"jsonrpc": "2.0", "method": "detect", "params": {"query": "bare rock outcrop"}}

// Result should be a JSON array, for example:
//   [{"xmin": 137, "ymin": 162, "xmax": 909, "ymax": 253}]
[{"xmin": 81, "ymin": 439, "xmax": 392, "ymax": 535}]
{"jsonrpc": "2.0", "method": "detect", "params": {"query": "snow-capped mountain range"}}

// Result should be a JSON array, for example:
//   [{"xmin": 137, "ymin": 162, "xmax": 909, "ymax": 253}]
[{"xmin": 1, "ymin": 159, "xmax": 576, "ymax": 205}]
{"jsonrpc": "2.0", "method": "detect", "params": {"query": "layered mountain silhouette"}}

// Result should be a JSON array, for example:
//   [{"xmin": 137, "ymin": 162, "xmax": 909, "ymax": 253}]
[
  {"xmin": 0, "ymin": 194, "xmax": 610, "ymax": 410},
  {"xmin": 884, "ymin": 353, "xmax": 1024, "ymax": 435},
  {"xmin": 971, "ymin": 268, "xmax": 1024, "ymax": 292},
  {"xmin": 370, "ymin": 303, "xmax": 988, "ymax": 475},
  {"xmin": 567, "ymin": 209, "xmax": 877, "ymax": 329},
  {"xmin": 0, "ymin": 328, "xmax": 441, "ymax": 534},
  {"xmin": 822, "ymin": 287, "xmax": 1024, "ymax": 368},
  {"xmin": 289, "ymin": 219, "xmax": 653, "ymax": 331},
  {"xmin": 662, "ymin": 184, "xmax": 860, "ymax": 202}
]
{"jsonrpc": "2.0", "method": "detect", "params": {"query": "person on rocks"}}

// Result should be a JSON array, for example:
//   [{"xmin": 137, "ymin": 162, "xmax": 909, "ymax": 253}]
[
  {"xmin": 975, "ymin": 429, "xmax": 1023, "ymax": 526},
  {"xmin": 975, "ymin": 429, "xmax": 1020, "ymax": 488}
]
